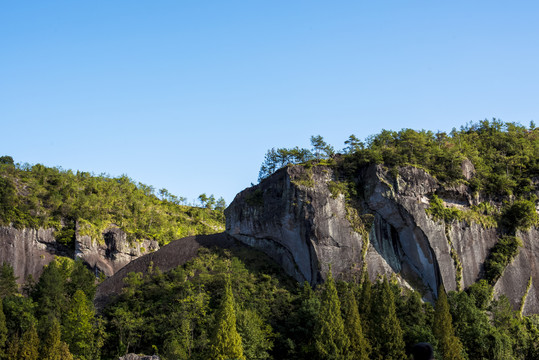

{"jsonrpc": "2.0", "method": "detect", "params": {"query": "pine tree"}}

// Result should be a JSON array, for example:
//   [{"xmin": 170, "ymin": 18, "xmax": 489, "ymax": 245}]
[
  {"xmin": 63, "ymin": 290, "xmax": 95, "ymax": 359},
  {"xmin": 0, "ymin": 299, "xmax": 7, "ymax": 356},
  {"xmin": 41, "ymin": 317, "xmax": 73, "ymax": 360},
  {"xmin": 314, "ymin": 269, "xmax": 350, "ymax": 360},
  {"xmin": 6, "ymin": 333, "xmax": 20, "ymax": 359},
  {"xmin": 369, "ymin": 277, "xmax": 406, "ymax": 360},
  {"xmin": 211, "ymin": 276, "xmax": 245, "ymax": 360},
  {"xmin": 0, "ymin": 263, "xmax": 18, "ymax": 298},
  {"xmin": 341, "ymin": 284, "xmax": 370, "ymax": 360},
  {"xmin": 433, "ymin": 286, "xmax": 465, "ymax": 360},
  {"xmin": 358, "ymin": 272, "xmax": 371, "ymax": 317},
  {"xmin": 19, "ymin": 323, "xmax": 39, "ymax": 360},
  {"xmin": 33, "ymin": 261, "xmax": 67, "ymax": 319}
]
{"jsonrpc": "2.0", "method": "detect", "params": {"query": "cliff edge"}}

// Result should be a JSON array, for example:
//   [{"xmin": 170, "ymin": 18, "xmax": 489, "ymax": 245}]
[{"xmin": 225, "ymin": 164, "xmax": 539, "ymax": 314}]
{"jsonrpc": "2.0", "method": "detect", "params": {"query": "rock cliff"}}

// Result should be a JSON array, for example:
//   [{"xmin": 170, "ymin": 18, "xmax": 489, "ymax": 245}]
[
  {"xmin": 0, "ymin": 224, "xmax": 158, "ymax": 282},
  {"xmin": 225, "ymin": 164, "xmax": 539, "ymax": 314}
]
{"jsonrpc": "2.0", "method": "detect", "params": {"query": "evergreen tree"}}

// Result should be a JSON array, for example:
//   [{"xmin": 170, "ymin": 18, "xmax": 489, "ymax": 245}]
[
  {"xmin": 211, "ymin": 276, "xmax": 245, "ymax": 360},
  {"xmin": 63, "ymin": 290, "xmax": 96, "ymax": 359},
  {"xmin": 314, "ymin": 269, "xmax": 350, "ymax": 360},
  {"xmin": 0, "ymin": 263, "xmax": 18, "ymax": 298},
  {"xmin": 433, "ymin": 286, "xmax": 465, "ymax": 360},
  {"xmin": 369, "ymin": 277, "xmax": 406, "ymax": 360},
  {"xmin": 0, "ymin": 300, "xmax": 6, "ymax": 358},
  {"xmin": 32, "ymin": 261, "xmax": 67, "ymax": 319},
  {"xmin": 67, "ymin": 259, "xmax": 96, "ymax": 300},
  {"xmin": 358, "ymin": 271, "xmax": 372, "ymax": 317},
  {"xmin": 341, "ymin": 284, "xmax": 370, "ymax": 360},
  {"xmin": 5, "ymin": 333, "xmax": 19, "ymax": 359},
  {"xmin": 41, "ymin": 317, "xmax": 73, "ymax": 360},
  {"xmin": 19, "ymin": 323, "xmax": 39, "ymax": 360}
]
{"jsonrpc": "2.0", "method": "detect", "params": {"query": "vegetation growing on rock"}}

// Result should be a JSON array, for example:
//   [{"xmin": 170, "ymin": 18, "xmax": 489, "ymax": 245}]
[{"xmin": 0, "ymin": 159, "xmax": 225, "ymax": 246}]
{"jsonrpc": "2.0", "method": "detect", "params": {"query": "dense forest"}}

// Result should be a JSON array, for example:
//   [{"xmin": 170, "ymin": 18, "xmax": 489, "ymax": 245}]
[
  {"xmin": 0, "ymin": 157, "xmax": 225, "ymax": 246},
  {"xmin": 0, "ymin": 119, "xmax": 538, "ymax": 359},
  {"xmin": 0, "ymin": 247, "xmax": 537, "ymax": 359},
  {"xmin": 259, "ymin": 119, "xmax": 539, "ymax": 199}
]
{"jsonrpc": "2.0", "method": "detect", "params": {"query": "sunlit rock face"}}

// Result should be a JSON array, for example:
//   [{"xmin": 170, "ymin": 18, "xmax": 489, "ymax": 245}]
[
  {"xmin": 225, "ymin": 164, "xmax": 539, "ymax": 314},
  {"xmin": 0, "ymin": 224, "xmax": 158, "ymax": 282}
]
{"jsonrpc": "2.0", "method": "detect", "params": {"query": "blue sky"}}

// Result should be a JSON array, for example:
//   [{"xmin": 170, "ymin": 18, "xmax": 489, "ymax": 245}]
[{"xmin": 1, "ymin": 1, "xmax": 538, "ymax": 204}]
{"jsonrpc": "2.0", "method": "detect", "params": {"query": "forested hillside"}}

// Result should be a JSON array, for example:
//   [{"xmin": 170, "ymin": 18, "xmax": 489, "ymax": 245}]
[
  {"xmin": 0, "ymin": 157, "xmax": 225, "ymax": 246},
  {"xmin": 0, "ymin": 247, "xmax": 537, "ymax": 359},
  {"xmin": 260, "ymin": 119, "xmax": 539, "ymax": 198},
  {"xmin": 1, "ymin": 119, "xmax": 539, "ymax": 359}
]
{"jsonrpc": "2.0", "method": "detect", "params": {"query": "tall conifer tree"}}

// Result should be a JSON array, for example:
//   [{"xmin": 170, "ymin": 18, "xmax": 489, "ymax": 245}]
[
  {"xmin": 341, "ymin": 284, "xmax": 370, "ymax": 360},
  {"xmin": 63, "ymin": 290, "xmax": 95, "ymax": 359},
  {"xmin": 6, "ymin": 333, "xmax": 20, "ymax": 360},
  {"xmin": 314, "ymin": 269, "xmax": 350, "ymax": 360},
  {"xmin": 0, "ymin": 299, "xmax": 7, "ymax": 357},
  {"xmin": 19, "ymin": 323, "xmax": 39, "ymax": 360},
  {"xmin": 358, "ymin": 272, "xmax": 372, "ymax": 317},
  {"xmin": 211, "ymin": 276, "xmax": 245, "ymax": 360},
  {"xmin": 41, "ymin": 317, "xmax": 73, "ymax": 360},
  {"xmin": 369, "ymin": 277, "xmax": 406, "ymax": 360},
  {"xmin": 433, "ymin": 286, "xmax": 465, "ymax": 360}
]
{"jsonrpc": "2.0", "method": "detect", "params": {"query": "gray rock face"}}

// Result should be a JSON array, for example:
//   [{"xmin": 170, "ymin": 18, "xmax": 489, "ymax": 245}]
[
  {"xmin": 0, "ymin": 227, "xmax": 58, "ymax": 282},
  {"xmin": 225, "ymin": 164, "xmax": 539, "ymax": 314},
  {"xmin": 118, "ymin": 354, "xmax": 160, "ymax": 360},
  {"xmin": 226, "ymin": 166, "xmax": 365, "ymax": 285},
  {"xmin": 76, "ymin": 225, "xmax": 159, "ymax": 277},
  {"xmin": 0, "ymin": 224, "xmax": 159, "ymax": 282}
]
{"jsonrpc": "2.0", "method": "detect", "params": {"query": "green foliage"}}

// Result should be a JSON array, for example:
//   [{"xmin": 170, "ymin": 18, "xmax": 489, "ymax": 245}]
[
  {"xmin": 327, "ymin": 181, "xmax": 348, "ymax": 199},
  {"xmin": 0, "ymin": 263, "xmax": 18, "ymax": 299},
  {"xmin": 245, "ymin": 189, "xmax": 264, "ymax": 207},
  {"xmin": 32, "ymin": 261, "xmax": 68, "ymax": 319},
  {"xmin": 259, "ymin": 120, "xmax": 539, "ymax": 201},
  {"xmin": 290, "ymin": 167, "xmax": 314, "ymax": 188},
  {"xmin": 19, "ymin": 323, "xmax": 39, "ymax": 360},
  {"xmin": 258, "ymin": 147, "xmax": 313, "ymax": 181},
  {"xmin": 434, "ymin": 287, "xmax": 465, "ymax": 360},
  {"xmin": 40, "ymin": 317, "xmax": 73, "ymax": 360},
  {"xmin": 62, "ymin": 290, "xmax": 97, "ymax": 360},
  {"xmin": 313, "ymin": 270, "xmax": 349, "ymax": 360},
  {"xmin": 0, "ymin": 299, "xmax": 7, "ymax": 356},
  {"xmin": 310, "ymin": 135, "xmax": 334, "ymax": 160},
  {"xmin": 0, "ymin": 160, "xmax": 225, "ymax": 246},
  {"xmin": 237, "ymin": 308, "xmax": 273, "ymax": 360},
  {"xmin": 484, "ymin": 235, "xmax": 523, "ymax": 284},
  {"xmin": 211, "ymin": 276, "xmax": 245, "ymax": 360},
  {"xmin": 341, "ymin": 283, "xmax": 370, "ymax": 360},
  {"xmin": 369, "ymin": 277, "xmax": 407, "ymax": 360},
  {"xmin": 3, "ymin": 243, "xmax": 539, "ymax": 360},
  {"xmin": 501, "ymin": 198, "xmax": 538, "ymax": 233},
  {"xmin": 466, "ymin": 279, "xmax": 494, "ymax": 310},
  {"xmin": 426, "ymin": 195, "xmax": 464, "ymax": 223}
]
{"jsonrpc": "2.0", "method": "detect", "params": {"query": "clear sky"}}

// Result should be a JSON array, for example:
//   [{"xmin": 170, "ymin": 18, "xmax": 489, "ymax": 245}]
[{"xmin": 1, "ymin": 1, "xmax": 538, "ymax": 204}]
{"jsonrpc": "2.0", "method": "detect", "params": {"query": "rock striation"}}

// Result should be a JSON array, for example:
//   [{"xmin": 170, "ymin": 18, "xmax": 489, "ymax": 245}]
[
  {"xmin": 0, "ymin": 224, "xmax": 158, "ymax": 282},
  {"xmin": 225, "ymin": 164, "xmax": 539, "ymax": 314}
]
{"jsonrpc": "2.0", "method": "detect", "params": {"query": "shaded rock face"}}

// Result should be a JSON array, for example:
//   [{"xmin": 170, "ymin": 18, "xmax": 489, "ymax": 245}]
[
  {"xmin": 0, "ymin": 225, "xmax": 159, "ymax": 282},
  {"xmin": 225, "ymin": 164, "xmax": 539, "ymax": 314},
  {"xmin": 76, "ymin": 226, "xmax": 159, "ymax": 277},
  {"xmin": 226, "ymin": 166, "xmax": 364, "ymax": 285}
]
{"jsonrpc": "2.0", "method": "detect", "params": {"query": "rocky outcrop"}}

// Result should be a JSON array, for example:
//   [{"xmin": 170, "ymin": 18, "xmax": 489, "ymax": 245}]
[
  {"xmin": 95, "ymin": 233, "xmax": 235, "ymax": 309},
  {"xmin": 0, "ymin": 227, "xmax": 60, "ymax": 282},
  {"xmin": 118, "ymin": 354, "xmax": 160, "ymax": 360},
  {"xmin": 225, "ymin": 164, "xmax": 539, "ymax": 314},
  {"xmin": 76, "ymin": 225, "xmax": 159, "ymax": 277},
  {"xmin": 0, "ymin": 224, "xmax": 159, "ymax": 282}
]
